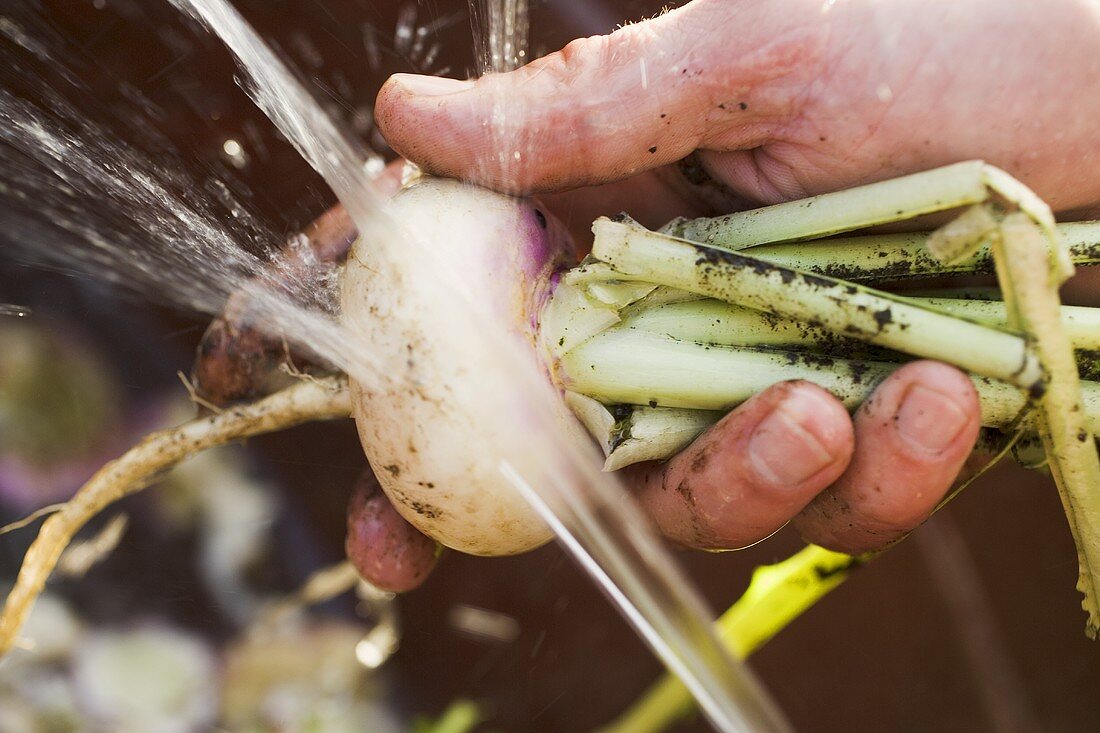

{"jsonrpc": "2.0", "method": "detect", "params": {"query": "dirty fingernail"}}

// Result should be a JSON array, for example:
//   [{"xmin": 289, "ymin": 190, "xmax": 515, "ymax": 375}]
[
  {"xmin": 895, "ymin": 384, "xmax": 969, "ymax": 453},
  {"xmin": 393, "ymin": 73, "xmax": 475, "ymax": 97},
  {"xmin": 748, "ymin": 389, "xmax": 837, "ymax": 488}
]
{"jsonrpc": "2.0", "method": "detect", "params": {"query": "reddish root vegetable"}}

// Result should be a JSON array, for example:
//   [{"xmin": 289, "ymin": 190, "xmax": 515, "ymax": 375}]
[
  {"xmin": 190, "ymin": 203, "xmax": 358, "ymax": 407},
  {"xmin": 190, "ymin": 161, "xmax": 412, "ymax": 407},
  {"xmin": 345, "ymin": 470, "xmax": 440, "ymax": 593}
]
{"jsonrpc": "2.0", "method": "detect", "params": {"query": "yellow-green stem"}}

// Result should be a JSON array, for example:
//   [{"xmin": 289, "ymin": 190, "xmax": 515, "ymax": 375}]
[{"xmin": 597, "ymin": 546, "xmax": 860, "ymax": 733}]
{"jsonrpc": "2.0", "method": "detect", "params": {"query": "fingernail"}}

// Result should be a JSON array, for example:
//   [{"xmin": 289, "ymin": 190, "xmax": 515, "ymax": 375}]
[
  {"xmin": 748, "ymin": 389, "xmax": 837, "ymax": 488},
  {"xmin": 393, "ymin": 73, "xmax": 475, "ymax": 97},
  {"xmin": 895, "ymin": 384, "xmax": 969, "ymax": 453}
]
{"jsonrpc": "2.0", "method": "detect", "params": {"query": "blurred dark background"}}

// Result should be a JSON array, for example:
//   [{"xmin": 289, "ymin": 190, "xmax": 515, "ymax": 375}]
[{"xmin": 1, "ymin": 1, "xmax": 1099, "ymax": 730}]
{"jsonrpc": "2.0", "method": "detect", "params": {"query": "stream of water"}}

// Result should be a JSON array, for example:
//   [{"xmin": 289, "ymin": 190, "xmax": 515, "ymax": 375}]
[{"xmin": 2, "ymin": 2, "xmax": 789, "ymax": 729}]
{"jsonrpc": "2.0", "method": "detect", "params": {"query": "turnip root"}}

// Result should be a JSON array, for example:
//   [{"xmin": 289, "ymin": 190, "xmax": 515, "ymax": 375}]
[
  {"xmin": 0, "ymin": 376, "xmax": 352, "ymax": 656},
  {"xmin": 342, "ymin": 178, "xmax": 579, "ymax": 556}
]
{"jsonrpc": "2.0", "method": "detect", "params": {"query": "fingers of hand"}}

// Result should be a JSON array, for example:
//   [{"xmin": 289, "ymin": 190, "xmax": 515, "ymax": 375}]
[
  {"xmin": 376, "ymin": 30, "xmax": 699, "ymax": 192},
  {"xmin": 374, "ymin": 2, "xmax": 815, "ymax": 193},
  {"xmin": 793, "ymin": 361, "xmax": 982, "ymax": 554},
  {"xmin": 630, "ymin": 381, "xmax": 854, "ymax": 550}
]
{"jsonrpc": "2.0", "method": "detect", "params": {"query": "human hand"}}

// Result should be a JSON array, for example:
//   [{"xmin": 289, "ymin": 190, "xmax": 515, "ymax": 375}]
[{"xmin": 363, "ymin": 0, "xmax": 1100, "ymax": 560}]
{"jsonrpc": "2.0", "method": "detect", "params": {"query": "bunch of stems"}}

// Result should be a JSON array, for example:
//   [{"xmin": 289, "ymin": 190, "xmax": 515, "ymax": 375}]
[{"xmin": 545, "ymin": 163, "xmax": 1100, "ymax": 731}]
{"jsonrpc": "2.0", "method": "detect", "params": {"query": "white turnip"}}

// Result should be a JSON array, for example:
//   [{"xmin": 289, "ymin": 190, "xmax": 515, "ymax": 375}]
[{"xmin": 342, "ymin": 177, "xmax": 580, "ymax": 556}]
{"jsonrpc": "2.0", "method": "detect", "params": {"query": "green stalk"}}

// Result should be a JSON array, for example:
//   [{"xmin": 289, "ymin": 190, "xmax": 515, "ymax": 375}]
[
  {"xmin": 565, "ymin": 391, "xmax": 723, "ymax": 471},
  {"xmin": 618, "ymin": 298, "xmax": 836, "ymax": 350},
  {"xmin": 562, "ymin": 328, "xmax": 895, "ymax": 411},
  {"xmin": 737, "ymin": 221, "xmax": 1100, "ymax": 282},
  {"xmin": 596, "ymin": 546, "xmax": 861, "ymax": 733},
  {"xmin": 587, "ymin": 224, "xmax": 1100, "ymax": 284},
  {"xmin": 662, "ymin": 161, "xmax": 994, "ymax": 247},
  {"xmin": 991, "ymin": 214, "xmax": 1100, "ymax": 636},
  {"xmin": 559, "ymin": 329, "xmax": 1100, "ymax": 467},
  {"xmin": 617, "ymin": 295, "xmax": 1100, "ymax": 355},
  {"xmin": 912, "ymin": 297, "xmax": 1100, "ymax": 348},
  {"xmin": 590, "ymin": 218, "xmax": 1043, "ymax": 391}
]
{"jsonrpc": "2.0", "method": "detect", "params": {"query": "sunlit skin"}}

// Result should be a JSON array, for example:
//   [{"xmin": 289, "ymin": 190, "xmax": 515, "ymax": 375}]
[{"xmin": 367, "ymin": 0, "xmax": 1100, "ymax": 566}]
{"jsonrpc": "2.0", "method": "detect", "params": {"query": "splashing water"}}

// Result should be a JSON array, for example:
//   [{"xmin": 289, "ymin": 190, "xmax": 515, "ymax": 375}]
[
  {"xmin": 0, "ymin": 84, "xmax": 383, "ymax": 387},
  {"xmin": 2, "ymin": 1, "xmax": 789, "ymax": 730},
  {"xmin": 470, "ymin": 0, "xmax": 530, "ymax": 73},
  {"xmin": 177, "ymin": 2, "xmax": 790, "ymax": 728}
]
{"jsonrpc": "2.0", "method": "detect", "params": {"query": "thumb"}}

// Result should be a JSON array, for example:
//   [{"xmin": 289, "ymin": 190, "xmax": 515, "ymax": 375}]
[{"xmin": 374, "ymin": 1, "xmax": 817, "ymax": 193}]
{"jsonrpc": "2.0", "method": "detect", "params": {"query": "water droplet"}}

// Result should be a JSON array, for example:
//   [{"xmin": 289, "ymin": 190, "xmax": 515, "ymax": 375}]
[
  {"xmin": 447, "ymin": 604, "xmax": 521, "ymax": 642},
  {"xmin": 221, "ymin": 138, "xmax": 248, "ymax": 169},
  {"xmin": 394, "ymin": 4, "xmax": 417, "ymax": 54},
  {"xmin": 363, "ymin": 156, "xmax": 385, "ymax": 178}
]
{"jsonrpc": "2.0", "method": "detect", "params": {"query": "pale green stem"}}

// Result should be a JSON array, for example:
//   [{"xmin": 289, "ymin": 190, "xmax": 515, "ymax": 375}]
[
  {"xmin": 737, "ymin": 221, "xmax": 1100, "ymax": 282},
  {"xmin": 663, "ymin": 161, "xmax": 993, "ymax": 247},
  {"xmin": 590, "ymin": 218, "xmax": 1043, "ymax": 391},
  {"xmin": 578, "ymin": 224, "xmax": 1100, "ymax": 285},
  {"xmin": 618, "ymin": 296, "xmax": 1100, "ymax": 353},
  {"xmin": 585, "ymin": 224, "xmax": 1100, "ymax": 284},
  {"xmin": 566, "ymin": 391, "xmax": 724, "ymax": 471},
  {"xmin": 559, "ymin": 327, "xmax": 1100, "ymax": 438},
  {"xmin": 992, "ymin": 214, "xmax": 1100, "ymax": 637},
  {"xmin": 597, "ymin": 546, "xmax": 859, "ymax": 733},
  {"xmin": 912, "ymin": 297, "xmax": 1100, "ymax": 349}
]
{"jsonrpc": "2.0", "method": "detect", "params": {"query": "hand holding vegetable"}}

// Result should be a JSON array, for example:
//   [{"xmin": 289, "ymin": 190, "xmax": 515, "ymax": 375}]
[
  {"xmin": 5, "ymin": 0, "xmax": 1100, "ymax": 662},
  {"xmin": 368, "ymin": 0, "xmax": 1100, "ymax": 557}
]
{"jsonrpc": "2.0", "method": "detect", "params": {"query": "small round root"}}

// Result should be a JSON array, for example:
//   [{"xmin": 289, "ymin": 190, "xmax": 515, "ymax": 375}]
[
  {"xmin": 345, "ymin": 470, "xmax": 440, "ymax": 593},
  {"xmin": 0, "ymin": 375, "xmax": 352, "ymax": 657}
]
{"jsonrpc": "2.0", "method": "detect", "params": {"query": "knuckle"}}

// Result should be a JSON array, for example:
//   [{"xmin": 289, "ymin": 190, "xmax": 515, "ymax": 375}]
[{"xmin": 538, "ymin": 34, "xmax": 608, "ymax": 85}]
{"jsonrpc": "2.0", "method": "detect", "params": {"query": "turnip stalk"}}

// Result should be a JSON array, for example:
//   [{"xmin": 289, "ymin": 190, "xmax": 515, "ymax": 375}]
[
  {"xmin": 661, "ymin": 161, "xmax": 1065, "ymax": 268},
  {"xmin": 599, "ymin": 545, "xmax": 860, "ymax": 733},
  {"xmin": 550, "ymin": 162, "xmax": 1100, "ymax": 634},
  {"xmin": 613, "ymin": 295, "xmax": 1100, "ymax": 355},
  {"xmin": 565, "ymin": 392, "xmax": 723, "ymax": 472},
  {"xmin": 990, "ymin": 214, "xmax": 1100, "ymax": 635},
  {"xmin": 560, "ymin": 330, "xmax": 1100, "ymax": 464},
  {"xmin": 742, "ymin": 222, "xmax": 1100, "ymax": 282},
  {"xmin": 588, "ymin": 217, "xmax": 1043, "ymax": 391},
  {"xmin": 572, "ymin": 225, "xmax": 1100, "ymax": 284},
  {"xmin": 905, "ymin": 297, "xmax": 1100, "ymax": 347}
]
